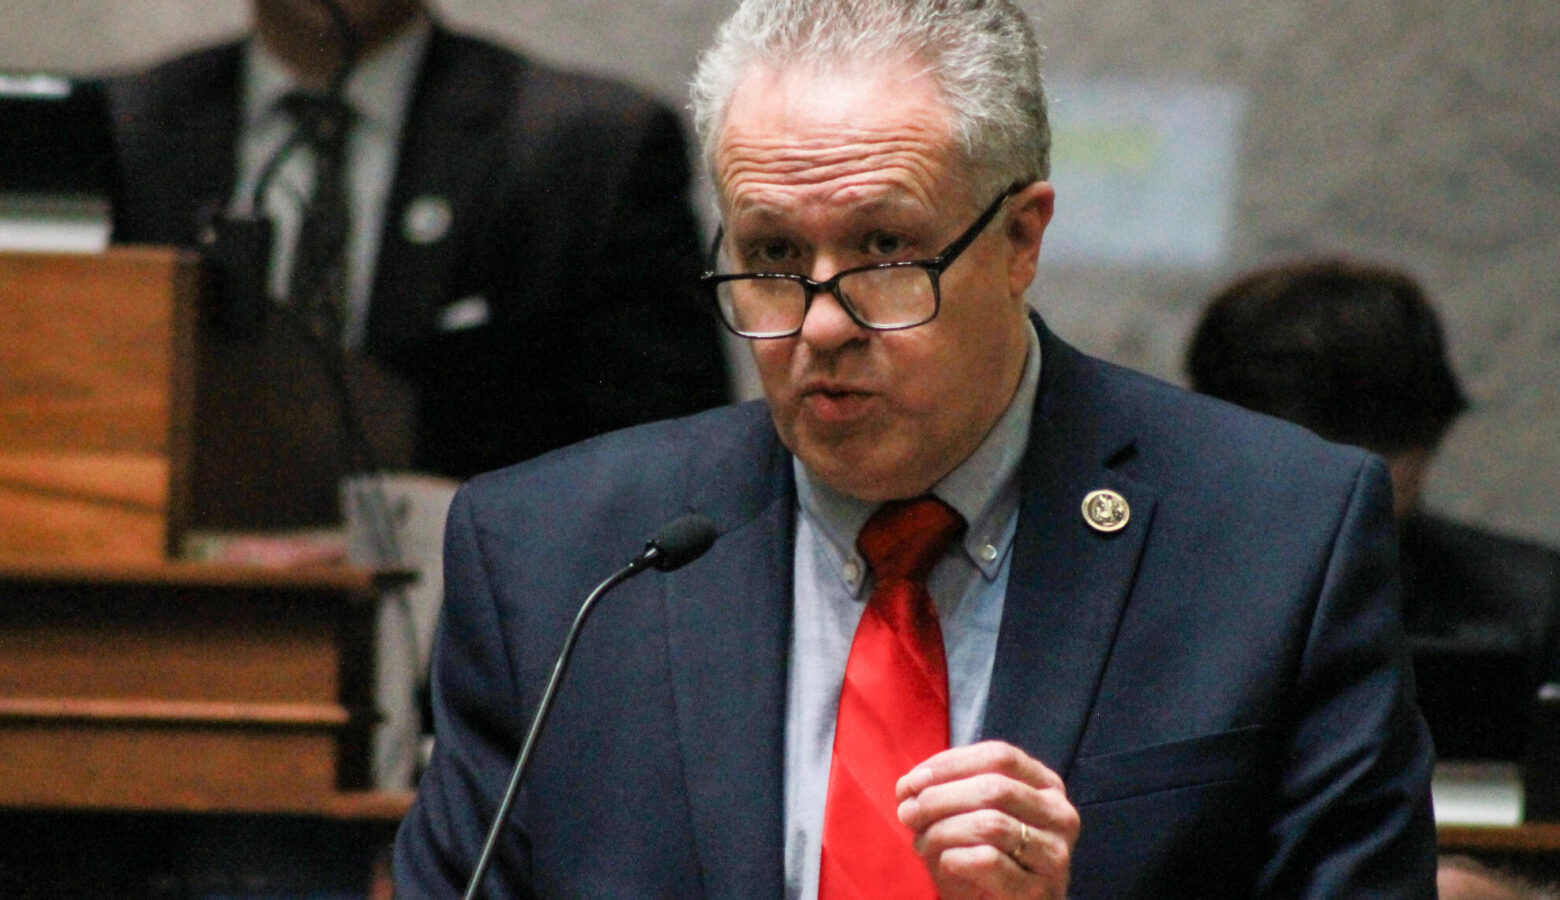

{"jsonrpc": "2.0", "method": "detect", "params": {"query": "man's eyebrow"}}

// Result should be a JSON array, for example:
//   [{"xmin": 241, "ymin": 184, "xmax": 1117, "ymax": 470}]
[
  {"xmin": 724, "ymin": 204, "xmax": 789, "ymax": 234},
  {"xmin": 726, "ymin": 194, "xmax": 930, "ymax": 232},
  {"xmin": 845, "ymin": 194, "xmax": 923, "ymax": 219}
]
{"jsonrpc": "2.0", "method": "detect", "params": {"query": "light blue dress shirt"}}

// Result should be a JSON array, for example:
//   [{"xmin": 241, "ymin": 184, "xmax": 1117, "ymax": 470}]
[{"xmin": 783, "ymin": 320, "xmax": 1042, "ymax": 900}]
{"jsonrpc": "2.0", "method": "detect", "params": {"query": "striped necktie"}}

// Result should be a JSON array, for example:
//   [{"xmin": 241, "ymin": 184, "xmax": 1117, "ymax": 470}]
[{"xmin": 279, "ymin": 91, "xmax": 353, "ymax": 345}]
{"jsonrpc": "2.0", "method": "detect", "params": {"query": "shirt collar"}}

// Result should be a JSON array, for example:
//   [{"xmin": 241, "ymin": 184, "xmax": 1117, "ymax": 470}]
[
  {"xmin": 241, "ymin": 17, "xmax": 431, "ymax": 137},
  {"xmin": 795, "ymin": 317, "xmax": 1043, "ymax": 589}
]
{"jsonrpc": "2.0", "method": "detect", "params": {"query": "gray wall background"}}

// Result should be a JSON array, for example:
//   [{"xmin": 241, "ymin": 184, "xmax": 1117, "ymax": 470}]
[{"xmin": 5, "ymin": 0, "xmax": 1557, "ymax": 546}]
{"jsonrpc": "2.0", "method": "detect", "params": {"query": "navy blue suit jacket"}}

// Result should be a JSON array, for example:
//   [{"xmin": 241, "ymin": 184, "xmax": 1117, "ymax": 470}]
[{"xmin": 396, "ymin": 319, "xmax": 1437, "ymax": 898}]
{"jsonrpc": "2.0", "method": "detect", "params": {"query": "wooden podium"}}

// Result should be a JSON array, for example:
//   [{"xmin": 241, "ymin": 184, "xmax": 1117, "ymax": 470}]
[
  {"xmin": 0, "ymin": 246, "xmax": 416, "ymax": 558},
  {"xmin": 0, "ymin": 560, "xmax": 398, "ymax": 812},
  {"xmin": 0, "ymin": 248, "xmax": 405, "ymax": 815},
  {"xmin": 0, "ymin": 247, "xmax": 198, "ymax": 565}
]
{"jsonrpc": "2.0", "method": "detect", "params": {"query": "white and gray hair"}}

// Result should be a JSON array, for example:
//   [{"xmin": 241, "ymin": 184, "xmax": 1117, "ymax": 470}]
[{"xmin": 689, "ymin": 0, "xmax": 1050, "ymax": 197}]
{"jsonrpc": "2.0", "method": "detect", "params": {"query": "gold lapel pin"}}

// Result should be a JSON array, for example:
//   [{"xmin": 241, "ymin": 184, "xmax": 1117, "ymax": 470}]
[{"xmin": 1081, "ymin": 489, "xmax": 1130, "ymax": 533}]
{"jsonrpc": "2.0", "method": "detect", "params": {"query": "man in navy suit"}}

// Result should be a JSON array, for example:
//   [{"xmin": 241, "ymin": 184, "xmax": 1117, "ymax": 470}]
[
  {"xmin": 396, "ymin": 0, "xmax": 1437, "ymax": 896},
  {"xmin": 106, "ymin": 0, "xmax": 729, "ymax": 525}
]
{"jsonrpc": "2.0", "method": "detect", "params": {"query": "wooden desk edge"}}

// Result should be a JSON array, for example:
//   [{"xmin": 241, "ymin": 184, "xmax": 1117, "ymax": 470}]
[
  {"xmin": 322, "ymin": 790, "xmax": 417, "ymax": 822},
  {"xmin": 1, "ymin": 790, "xmax": 417, "ymax": 822},
  {"xmin": 1439, "ymin": 821, "xmax": 1560, "ymax": 853},
  {"xmin": 0, "ymin": 560, "xmax": 414, "ymax": 592}
]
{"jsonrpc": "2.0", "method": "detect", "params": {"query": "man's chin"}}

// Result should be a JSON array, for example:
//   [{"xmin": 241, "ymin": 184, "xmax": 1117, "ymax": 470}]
[{"xmin": 793, "ymin": 444, "xmax": 937, "ymax": 504}]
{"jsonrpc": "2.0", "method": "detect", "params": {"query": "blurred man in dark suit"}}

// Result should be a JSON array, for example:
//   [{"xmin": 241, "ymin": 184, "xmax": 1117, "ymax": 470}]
[
  {"xmin": 106, "ymin": 0, "xmax": 729, "ymax": 526},
  {"xmin": 1188, "ymin": 256, "xmax": 1560, "ymax": 760}
]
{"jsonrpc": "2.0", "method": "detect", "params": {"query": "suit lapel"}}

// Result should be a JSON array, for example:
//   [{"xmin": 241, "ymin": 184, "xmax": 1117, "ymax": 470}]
[
  {"xmin": 664, "ymin": 405, "xmax": 794, "ymax": 899},
  {"xmin": 110, "ymin": 42, "xmax": 242, "ymax": 244},
  {"xmin": 982, "ymin": 320, "xmax": 1158, "ymax": 780},
  {"xmin": 365, "ymin": 27, "xmax": 517, "ymax": 352},
  {"xmin": 182, "ymin": 62, "xmax": 242, "ymax": 238}
]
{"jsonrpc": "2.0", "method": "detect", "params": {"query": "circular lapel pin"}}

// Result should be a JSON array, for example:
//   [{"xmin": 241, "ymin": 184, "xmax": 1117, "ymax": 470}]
[
  {"xmin": 402, "ymin": 195, "xmax": 453, "ymax": 245},
  {"xmin": 1081, "ymin": 489, "xmax": 1130, "ymax": 533}
]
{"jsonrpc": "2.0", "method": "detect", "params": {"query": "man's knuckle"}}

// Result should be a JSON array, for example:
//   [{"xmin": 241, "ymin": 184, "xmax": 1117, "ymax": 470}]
[
  {"xmin": 946, "ymin": 842, "xmax": 1006, "ymax": 876},
  {"xmin": 974, "ymin": 771, "xmax": 1024, "ymax": 807},
  {"xmin": 1037, "ymin": 832, "xmax": 1074, "ymax": 871},
  {"xmin": 980, "ymin": 740, "xmax": 1025, "ymax": 771},
  {"xmin": 973, "ymin": 807, "xmax": 1010, "ymax": 842},
  {"xmin": 1057, "ymin": 804, "xmax": 1081, "ymax": 838}
]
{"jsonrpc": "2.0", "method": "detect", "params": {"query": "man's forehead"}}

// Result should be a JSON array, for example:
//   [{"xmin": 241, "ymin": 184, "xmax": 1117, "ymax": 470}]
[{"xmin": 713, "ymin": 59, "xmax": 966, "ymax": 219}]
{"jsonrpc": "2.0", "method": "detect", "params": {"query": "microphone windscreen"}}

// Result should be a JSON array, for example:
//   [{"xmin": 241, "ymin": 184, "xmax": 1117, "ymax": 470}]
[{"xmin": 647, "ymin": 513, "xmax": 718, "ymax": 571}]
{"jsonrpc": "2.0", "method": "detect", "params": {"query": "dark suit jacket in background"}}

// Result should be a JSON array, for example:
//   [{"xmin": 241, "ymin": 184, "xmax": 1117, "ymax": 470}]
[
  {"xmin": 1401, "ymin": 511, "xmax": 1560, "ymax": 759},
  {"xmin": 105, "ymin": 24, "xmax": 729, "ymax": 524},
  {"xmin": 394, "ymin": 317, "xmax": 1437, "ymax": 898}
]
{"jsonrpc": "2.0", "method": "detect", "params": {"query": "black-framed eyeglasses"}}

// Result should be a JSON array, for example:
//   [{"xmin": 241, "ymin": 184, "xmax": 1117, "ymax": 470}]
[{"xmin": 700, "ymin": 181, "xmax": 1029, "ymax": 339}]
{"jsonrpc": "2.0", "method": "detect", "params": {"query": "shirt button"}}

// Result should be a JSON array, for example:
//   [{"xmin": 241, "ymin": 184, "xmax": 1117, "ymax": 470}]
[
  {"xmin": 843, "ymin": 559, "xmax": 862, "ymax": 584},
  {"xmin": 980, "ymin": 543, "xmax": 999, "ymax": 563}
]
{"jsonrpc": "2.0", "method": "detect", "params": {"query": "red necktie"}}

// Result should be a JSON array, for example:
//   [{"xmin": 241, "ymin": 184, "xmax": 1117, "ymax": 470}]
[{"xmin": 819, "ymin": 495, "xmax": 967, "ymax": 899}]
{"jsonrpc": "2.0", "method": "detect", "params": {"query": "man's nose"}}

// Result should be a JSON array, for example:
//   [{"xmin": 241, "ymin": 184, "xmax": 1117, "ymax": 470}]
[{"xmin": 797, "ymin": 267, "xmax": 866, "ymax": 351}]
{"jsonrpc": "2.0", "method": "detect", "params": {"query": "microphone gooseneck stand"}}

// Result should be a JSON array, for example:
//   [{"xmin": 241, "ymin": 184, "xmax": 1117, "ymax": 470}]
[{"xmin": 461, "ymin": 513, "xmax": 719, "ymax": 900}]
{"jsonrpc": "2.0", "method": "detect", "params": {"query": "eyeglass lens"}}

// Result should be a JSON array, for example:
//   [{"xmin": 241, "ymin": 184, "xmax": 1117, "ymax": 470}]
[{"xmin": 716, "ymin": 265, "xmax": 936, "ymax": 337}]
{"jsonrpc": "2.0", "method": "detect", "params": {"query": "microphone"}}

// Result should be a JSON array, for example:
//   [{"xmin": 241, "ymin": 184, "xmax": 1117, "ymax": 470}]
[
  {"xmin": 198, "ymin": 212, "xmax": 274, "ymax": 338},
  {"xmin": 643, "ymin": 511, "xmax": 720, "ymax": 571},
  {"xmin": 462, "ymin": 513, "xmax": 719, "ymax": 899}
]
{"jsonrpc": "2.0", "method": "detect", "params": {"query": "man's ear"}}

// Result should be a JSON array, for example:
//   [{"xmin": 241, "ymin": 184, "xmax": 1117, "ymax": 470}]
[{"xmin": 1004, "ymin": 181, "xmax": 1055, "ymax": 298}]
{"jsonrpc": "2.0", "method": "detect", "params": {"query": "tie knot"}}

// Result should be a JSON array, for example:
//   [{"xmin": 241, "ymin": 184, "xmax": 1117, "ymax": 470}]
[
  {"xmin": 856, "ymin": 495, "xmax": 966, "ymax": 584},
  {"xmin": 278, "ymin": 91, "xmax": 354, "ymax": 151}
]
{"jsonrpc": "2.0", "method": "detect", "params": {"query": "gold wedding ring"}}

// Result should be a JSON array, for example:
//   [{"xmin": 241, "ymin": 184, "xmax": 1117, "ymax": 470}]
[{"xmin": 1012, "ymin": 821, "xmax": 1032, "ymax": 869}]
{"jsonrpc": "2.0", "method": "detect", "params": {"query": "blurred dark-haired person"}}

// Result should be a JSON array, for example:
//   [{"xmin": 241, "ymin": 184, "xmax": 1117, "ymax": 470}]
[{"xmin": 1187, "ymin": 257, "xmax": 1560, "ymax": 760}]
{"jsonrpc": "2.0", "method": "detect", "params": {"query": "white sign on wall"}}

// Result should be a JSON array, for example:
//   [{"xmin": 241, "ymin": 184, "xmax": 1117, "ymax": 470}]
[{"xmin": 1044, "ymin": 78, "xmax": 1246, "ymax": 269}]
